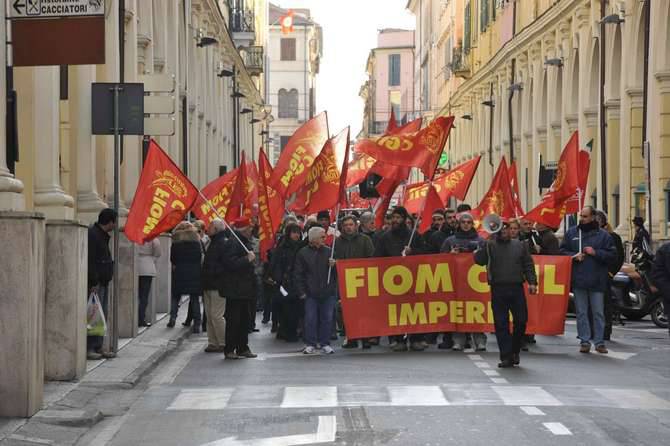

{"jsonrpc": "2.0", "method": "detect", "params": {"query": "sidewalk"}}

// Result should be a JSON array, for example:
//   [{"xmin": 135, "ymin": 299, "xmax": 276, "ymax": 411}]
[{"xmin": 0, "ymin": 314, "xmax": 192, "ymax": 445}]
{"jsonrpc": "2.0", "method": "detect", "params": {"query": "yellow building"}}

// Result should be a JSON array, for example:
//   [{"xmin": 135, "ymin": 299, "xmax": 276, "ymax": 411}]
[{"xmin": 410, "ymin": 0, "xmax": 670, "ymax": 242}]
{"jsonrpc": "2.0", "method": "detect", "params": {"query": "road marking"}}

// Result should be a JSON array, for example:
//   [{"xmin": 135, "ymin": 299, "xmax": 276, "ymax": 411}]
[
  {"xmin": 202, "ymin": 415, "xmax": 336, "ymax": 446},
  {"xmin": 474, "ymin": 361, "xmax": 491, "ymax": 369},
  {"xmin": 388, "ymin": 386, "xmax": 449, "ymax": 406},
  {"xmin": 468, "ymin": 354, "xmax": 484, "ymax": 360},
  {"xmin": 493, "ymin": 386, "xmax": 563, "ymax": 406},
  {"xmin": 543, "ymin": 422, "xmax": 572, "ymax": 436},
  {"xmin": 604, "ymin": 349, "xmax": 637, "ymax": 360},
  {"xmin": 281, "ymin": 386, "xmax": 337, "ymax": 408},
  {"xmin": 596, "ymin": 388, "xmax": 670, "ymax": 410},
  {"xmin": 482, "ymin": 370, "xmax": 500, "ymax": 377},
  {"xmin": 168, "ymin": 388, "xmax": 234, "ymax": 410},
  {"xmin": 520, "ymin": 406, "xmax": 545, "ymax": 416},
  {"xmin": 490, "ymin": 378, "xmax": 509, "ymax": 384}
]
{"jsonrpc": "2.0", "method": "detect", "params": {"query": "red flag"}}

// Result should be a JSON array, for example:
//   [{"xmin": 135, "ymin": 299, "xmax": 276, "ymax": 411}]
[
  {"xmin": 356, "ymin": 116, "xmax": 454, "ymax": 177},
  {"xmin": 257, "ymin": 148, "xmax": 276, "ymax": 261},
  {"xmin": 269, "ymin": 112, "xmax": 329, "ymax": 197},
  {"xmin": 225, "ymin": 152, "xmax": 249, "ymax": 221},
  {"xmin": 244, "ymin": 160, "xmax": 259, "ymax": 218},
  {"xmin": 565, "ymin": 150, "xmax": 590, "ymax": 213},
  {"xmin": 348, "ymin": 191, "xmax": 376, "ymax": 209},
  {"xmin": 386, "ymin": 108, "xmax": 398, "ymax": 133},
  {"xmin": 418, "ymin": 184, "xmax": 444, "ymax": 233},
  {"xmin": 192, "ymin": 170, "xmax": 237, "ymax": 224},
  {"xmin": 292, "ymin": 127, "xmax": 350, "ymax": 214},
  {"xmin": 472, "ymin": 157, "xmax": 517, "ymax": 227},
  {"xmin": 547, "ymin": 132, "xmax": 581, "ymax": 202},
  {"xmin": 346, "ymin": 152, "xmax": 377, "ymax": 187},
  {"xmin": 125, "ymin": 140, "xmax": 198, "ymax": 244},
  {"xmin": 509, "ymin": 161, "xmax": 525, "ymax": 216},
  {"xmin": 523, "ymin": 194, "xmax": 569, "ymax": 229},
  {"xmin": 259, "ymin": 148, "xmax": 285, "ymax": 233},
  {"xmin": 374, "ymin": 195, "xmax": 391, "ymax": 230}
]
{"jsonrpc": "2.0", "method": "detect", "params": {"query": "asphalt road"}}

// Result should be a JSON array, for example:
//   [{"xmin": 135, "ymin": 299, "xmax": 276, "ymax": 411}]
[{"xmin": 81, "ymin": 316, "xmax": 670, "ymax": 446}]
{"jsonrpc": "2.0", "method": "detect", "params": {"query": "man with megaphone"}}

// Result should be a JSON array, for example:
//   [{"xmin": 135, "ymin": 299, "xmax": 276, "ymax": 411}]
[{"xmin": 474, "ymin": 214, "xmax": 538, "ymax": 368}]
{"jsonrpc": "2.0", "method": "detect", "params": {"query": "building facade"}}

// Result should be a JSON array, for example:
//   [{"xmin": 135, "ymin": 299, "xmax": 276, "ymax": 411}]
[
  {"xmin": 266, "ymin": 3, "xmax": 322, "ymax": 164},
  {"xmin": 409, "ymin": 0, "xmax": 670, "ymax": 242}
]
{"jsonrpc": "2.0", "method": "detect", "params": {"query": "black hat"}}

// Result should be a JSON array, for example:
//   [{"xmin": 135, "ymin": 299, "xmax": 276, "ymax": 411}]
[
  {"xmin": 632, "ymin": 216, "xmax": 644, "ymax": 226},
  {"xmin": 392, "ymin": 206, "xmax": 409, "ymax": 219}
]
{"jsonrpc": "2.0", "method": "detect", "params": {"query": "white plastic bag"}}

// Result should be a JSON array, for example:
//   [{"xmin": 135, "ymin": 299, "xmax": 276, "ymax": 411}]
[{"xmin": 86, "ymin": 290, "xmax": 107, "ymax": 337}]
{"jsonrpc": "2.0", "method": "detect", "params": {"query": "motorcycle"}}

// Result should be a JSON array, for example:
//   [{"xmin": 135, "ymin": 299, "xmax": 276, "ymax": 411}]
[{"xmin": 611, "ymin": 249, "xmax": 668, "ymax": 329}]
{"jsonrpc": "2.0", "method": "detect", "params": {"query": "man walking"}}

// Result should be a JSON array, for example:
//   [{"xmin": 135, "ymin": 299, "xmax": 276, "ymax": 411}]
[
  {"xmin": 651, "ymin": 242, "xmax": 670, "ymax": 338},
  {"xmin": 87, "ymin": 208, "xmax": 117, "ymax": 360},
  {"xmin": 334, "ymin": 215, "xmax": 375, "ymax": 349},
  {"xmin": 221, "ymin": 218, "xmax": 258, "ymax": 359},
  {"xmin": 294, "ymin": 226, "xmax": 337, "ymax": 354},
  {"xmin": 474, "ymin": 220, "xmax": 538, "ymax": 368},
  {"xmin": 560, "ymin": 206, "xmax": 616, "ymax": 354},
  {"xmin": 201, "ymin": 219, "xmax": 228, "ymax": 353}
]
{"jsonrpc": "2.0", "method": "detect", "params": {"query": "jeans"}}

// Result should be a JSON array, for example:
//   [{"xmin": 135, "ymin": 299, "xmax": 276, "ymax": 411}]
[
  {"xmin": 87, "ymin": 284, "xmax": 108, "ymax": 352},
  {"xmin": 304, "ymin": 295, "xmax": 336, "ymax": 347},
  {"xmin": 138, "ymin": 276, "xmax": 153, "ymax": 324},
  {"xmin": 574, "ymin": 288, "xmax": 605, "ymax": 346},
  {"xmin": 203, "ymin": 290, "xmax": 226, "ymax": 348},
  {"xmin": 490, "ymin": 284, "xmax": 528, "ymax": 361}
]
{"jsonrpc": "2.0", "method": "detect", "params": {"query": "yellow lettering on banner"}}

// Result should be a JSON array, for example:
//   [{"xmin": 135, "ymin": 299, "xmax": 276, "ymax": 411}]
[
  {"xmin": 155, "ymin": 187, "xmax": 170, "ymax": 200},
  {"xmin": 172, "ymin": 200, "xmax": 185, "ymax": 210},
  {"xmin": 543, "ymin": 264, "xmax": 564, "ymax": 295},
  {"xmin": 415, "ymin": 263, "xmax": 454, "ymax": 293},
  {"xmin": 465, "ymin": 301, "xmax": 486, "ymax": 324},
  {"xmin": 345, "ymin": 268, "xmax": 366, "ymax": 298},
  {"xmin": 398, "ymin": 303, "xmax": 427, "ymax": 326},
  {"xmin": 383, "ymin": 266, "xmax": 413, "ymax": 295},
  {"xmin": 150, "ymin": 203, "xmax": 163, "ymax": 218},
  {"xmin": 449, "ymin": 301, "xmax": 464, "ymax": 323},
  {"xmin": 467, "ymin": 264, "xmax": 490, "ymax": 293},
  {"xmin": 388, "ymin": 304, "xmax": 398, "ymax": 327},
  {"xmin": 368, "ymin": 267, "xmax": 380, "ymax": 297},
  {"xmin": 428, "ymin": 301, "xmax": 448, "ymax": 324}
]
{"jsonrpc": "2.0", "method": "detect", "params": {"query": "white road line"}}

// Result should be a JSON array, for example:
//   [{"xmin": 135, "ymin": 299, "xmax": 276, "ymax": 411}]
[
  {"xmin": 482, "ymin": 370, "xmax": 500, "ymax": 377},
  {"xmin": 388, "ymin": 386, "xmax": 449, "ymax": 406},
  {"xmin": 7, "ymin": 434, "xmax": 54, "ymax": 445},
  {"xmin": 520, "ymin": 406, "xmax": 545, "ymax": 416},
  {"xmin": 468, "ymin": 354, "xmax": 484, "ymax": 360},
  {"xmin": 493, "ymin": 386, "xmax": 563, "ymax": 406},
  {"xmin": 474, "ymin": 361, "xmax": 491, "ymax": 369},
  {"xmin": 596, "ymin": 388, "xmax": 670, "ymax": 410},
  {"xmin": 168, "ymin": 388, "xmax": 234, "ymax": 410},
  {"xmin": 543, "ymin": 422, "xmax": 572, "ymax": 436},
  {"xmin": 281, "ymin": 386, "xmax": 338, "ymax": 408},
  {"xmin": 315, "ymin": 415, "xmax": 337, "ymax": 442},
  {"xmin": 604, "ymin": 350, "xmax": 637, "ymax": 360},
  {"xmin": 202, "ymin": 416, "xmax": 337, "ymax": 446},
  {"xmin": 490, "ymin": 378, "xmax": 509, "ymax": 384}
]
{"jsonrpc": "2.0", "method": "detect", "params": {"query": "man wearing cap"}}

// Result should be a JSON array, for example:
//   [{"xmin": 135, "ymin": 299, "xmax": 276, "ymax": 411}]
[
  {"xmin": 374, "ymin": 206, "xmax": 425, "ymax": 351},
  {"xmin": 426, "ymin": 208, "xmax": 457, "ymax": 254},
  {"xmin": 474, "ymin": 219, "xmax": 538, "ymax": 367},
  {"xmin": 421, "ymin": 209, "xmax": 445, "ymax": 253},
  {"xmin": 441, "ymin": 212, "xmax": 486, "ymax": 351},
  {"xmin": 221, "ymin": 217, "xmax": 258, "ymax": 359}
]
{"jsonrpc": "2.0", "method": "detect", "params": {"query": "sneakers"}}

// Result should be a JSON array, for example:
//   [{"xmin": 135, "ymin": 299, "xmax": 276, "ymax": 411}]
[
  {"xmin": 437, "ymin": 340, "xmax": 453, "ymax": 350},
  {"xmin": 322, "ymin": 345, "xmax": 335, "ymax": 355},
  {"xmin": 595, "ymin": 345, "xmax": 608, "ymax": 354},
  {"xmin": 580, "ymin": 343, "xmax": 591, "ymax": 353},
  {"xmin": 512, "ymin": 353, "xmax": 520, "ymax": 365},
  {"xmin": 224, "ymin": 352, "xmax": 240, "ymax": 360},
  {"xmin": 452, "ymin": 343, "xmax": 464, "ymax": 351},
  {"xmin": 302, "ymin": 346, "xmax": 316, "ymax": 354},
  {"xmin": 498, "ymin": 359, "xmax": 514, "ymax": 368},
  {"xmin": 342, "ymin": 339, "xmax": 359, "ymax": 349},
  {"xmin": 475, "ymin": 344, "xmax": 487, "ymax": 352}
]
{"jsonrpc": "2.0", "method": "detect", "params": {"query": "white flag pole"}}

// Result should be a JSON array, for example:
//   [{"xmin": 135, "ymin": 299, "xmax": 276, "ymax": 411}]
[{"xmin": 197, "ymin": 190, "xmax": 251, "ymax": 254}]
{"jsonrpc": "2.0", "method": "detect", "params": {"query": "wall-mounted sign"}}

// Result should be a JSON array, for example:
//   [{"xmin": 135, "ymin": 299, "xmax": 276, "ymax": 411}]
[{"xmin": 10, "ymin": 0, "xmax": 105, "ymax": 19}]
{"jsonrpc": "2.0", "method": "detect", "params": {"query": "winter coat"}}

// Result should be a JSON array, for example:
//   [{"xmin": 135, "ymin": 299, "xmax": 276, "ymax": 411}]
[
  {"xmin": 650, "ymin": 243, "xmax": 670, "ymax": 306},
  {"xmin": 201, "ymin": 231, "xmax": 228, "ymax": 291},
  {"xmin": 88, "ymin": 223, "xmax": 113, "ymax": 288},
  {"xmin": 220, "ymin": 232, "xmax": 256, "ymax": 300},
  {"xmin": 608, "ymin": 230, "xmax": 625, "ymax": 277},
  {"xmin": 170, "ymin": 228, "xmax": 203, "ymax": 295},
  {"xmin": 333, "ymin": 232, "xmax": 375, "ymax": 260},
  {"xmin": 294, "ymin": 244, "xmax": 335, "ymax": 299},
  {"xmin": 427, "ymin": 226, "xmax": 456, "ymax": 254},
  {"xmin": 137, "ymin": 238, "xmax": 161, "ymax": 277},
  {"xmin": 536, "ymin": 229, "xmax": 560, "ymax": 255},
  {"xmin": 440, "ymin": 228, "xmax": 483, "ymax": 253},
  {"xmin": 269, "ymin": 238, "xmax": 306, "ymax": 297},
  {"xmin": 474, "ymin": 238, "xmax": 537, "ymax": 286},
  {"xmin": 560, "ymin": 224, "xmax": 616, "ymax": 292},
  {"xmin": 374, "ymin": 226, "xmax": 422, "ymax": 257}
]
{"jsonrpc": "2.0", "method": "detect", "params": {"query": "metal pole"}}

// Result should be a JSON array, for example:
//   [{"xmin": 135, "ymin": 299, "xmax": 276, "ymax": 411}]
[
  {"xmin": 111, "ymin": 85, "xmax": 122, "ymax": 354},
  {"xmin": 599, "ymin": 0, "xmax": 608, "ymax": 213}
]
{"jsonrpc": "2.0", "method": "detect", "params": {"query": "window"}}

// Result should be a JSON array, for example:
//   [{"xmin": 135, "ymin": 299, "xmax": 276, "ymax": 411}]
[
  {"xmin": 388, "ymin": 54, "xmax": 401, "ymax": 86},
  {"xmin": 280, "ymin": 38, "xmax": 296, "ymax": 61},
  {"xmin": 421, "ymin": 61, "xmax": 430, "ymax": 110},
  {"xmin": 280, "ymin": 135, "xmax": 291, "ymax": 152},
  {"xmin": 444, "ymin": 35, "xmax": 453, "ymax": 82},
  {"xmin": 481, "ymin": 0, "xmax": 489, "ymax": 32},
  {"xmin": 389, "ymin": 90, "xmax": 401, "ymax": 122},
  {"xmin": 634, "ymin": 182, "xmax": 647, "ymax": 220},
  {"xmin": 278, "ymin": 88, "xmax": 299, "ymax": 119},
  {"xmin": 612, "ymin": 185, "xmax": 620, "ymax": 228}
]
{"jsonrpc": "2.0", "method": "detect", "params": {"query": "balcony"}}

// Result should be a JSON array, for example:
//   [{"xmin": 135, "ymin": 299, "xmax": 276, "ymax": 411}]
[
  {"xmin": 242, "ymin": 46, "xmax": 264, "ymax": 76},
  {"xmin": 230, "ymin": 7, "xmax": 255, "ymax": 47},
  {"xmin": 449, "ymin": 46, "xmax": 471, "ymax": 79}
]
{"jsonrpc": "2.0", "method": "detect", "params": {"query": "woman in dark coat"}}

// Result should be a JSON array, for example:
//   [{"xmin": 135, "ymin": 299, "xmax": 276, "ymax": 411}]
[
  {"xmin": 168, "ymin": 222, "xmax": 203, "ymax": 331},
  {"xmin": 268, "ymin": 223, "xmax": 306, "ymax": 341}
]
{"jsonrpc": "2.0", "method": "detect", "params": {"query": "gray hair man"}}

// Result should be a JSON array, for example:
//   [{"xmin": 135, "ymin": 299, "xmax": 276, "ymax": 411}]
[{"xmin": 201, "ymin": 219, "xmax": 229, "ymax": 353}]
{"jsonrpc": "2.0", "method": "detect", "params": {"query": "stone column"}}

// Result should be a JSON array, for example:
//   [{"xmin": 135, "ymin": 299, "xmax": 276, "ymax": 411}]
[
  {"xmin": 0, "ymin": 212, "xmax": 45, "ymax": 417},
  {"xmin": 44, "ymin": 221, "xmax": 87, "ymax": 381},
  {"xmin": 155, "ymin": 233, "xmax": 172, "ymax": 315},
  {"xmin": 72, "ymin": 65, "xmax": 107, "ymax": 223},
  {"xmin": 31, "ymin": 67, "xmax": 75, "ymax": 219},
  {"xmin": 0, "ymin": 4, "xmax": 24, "ymax": 210},
  {"xmin": 117, "ymin": 232, "xmax": 138, "ymax": 338}
]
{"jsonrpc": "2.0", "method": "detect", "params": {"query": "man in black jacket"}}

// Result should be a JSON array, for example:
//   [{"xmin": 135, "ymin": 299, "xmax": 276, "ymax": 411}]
[
  {"xmin": 201, "ymin": 219, "xmax": 228, "ymax": 353},
  {"xmin": 87, "ymin": 208, "xmax": 117, "ymax": 360},
  {"xmin": 651, "ymin": 243, "xmax": 670, "ymax": 338},
  {"xmin": 595, "ymin": 210, "xmax": 625, "ymax": 340},
  {"xmin": 221, "ymin": 217, "xmax": 257, "ymax": 359},
  {"xmin": 474, "ymin": 220, "xmax": 538, "ymax": 368},
  {"xmin": 426, "ymin": 208, "xmax": 457, "ymax": 254}
]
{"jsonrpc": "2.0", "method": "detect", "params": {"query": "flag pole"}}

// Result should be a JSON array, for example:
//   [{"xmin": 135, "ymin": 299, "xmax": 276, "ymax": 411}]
[
  {"xmin": 578, "ymin": 187, "xmax": 582, "ymax": 252},
  {"xmin": 327, "ymin": 203, "xmax": 341, "ymax": 284},
  {"xmin": 197, "ymin": 190, "xmax": 251, "ymax": 254}
]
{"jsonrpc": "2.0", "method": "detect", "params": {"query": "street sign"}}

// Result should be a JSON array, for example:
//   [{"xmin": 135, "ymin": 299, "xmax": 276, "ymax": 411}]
[
  {"xmin": 144, "ymin": 117, "xmax": 175, "ymax": 136},
  {"xmin": 91, "ymin": 83, "xmax": 145, "ymax": 136},
  {"xmin": 139, "ymin": 73, "xmax": 176, "ymax": 93},
  {"xmin": 144, "ymin": 96, "xmax": 175, "ymax": 114},
  {"xmin": 10, "ymin": 0, "xmax": 105, "ymax": 19}
]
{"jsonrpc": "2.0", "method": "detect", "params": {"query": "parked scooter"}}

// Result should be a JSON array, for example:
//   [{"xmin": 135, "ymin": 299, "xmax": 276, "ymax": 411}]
[{"xmin": 611, "ymin": 249, "xmax": 668, "ymax": 328}]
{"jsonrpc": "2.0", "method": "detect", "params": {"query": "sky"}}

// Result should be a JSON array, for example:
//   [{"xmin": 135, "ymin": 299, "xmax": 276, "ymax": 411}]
[{"xmin": 272, "ymin": 0, "xmax": 415, "ymax": 138}]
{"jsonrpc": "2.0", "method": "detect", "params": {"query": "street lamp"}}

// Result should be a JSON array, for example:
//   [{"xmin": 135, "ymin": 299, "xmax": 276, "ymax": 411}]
[
  {"xmin": 461, "ymin": 114, "xmax": 473, "ymax": 120},
  {"xmin": 240, "ymin": 107, "xmax": 253, "ymax": 114},
  {"xmin": 601, "ymin": 14, "xmax": 624, "ymax": 24},
  {"xmin": 196, "ymin": 28, "xmax": 218, "ymax": 47},
  {"xmin": 544, "ymin": 58, "xmax": 563, "ymax": 68}
]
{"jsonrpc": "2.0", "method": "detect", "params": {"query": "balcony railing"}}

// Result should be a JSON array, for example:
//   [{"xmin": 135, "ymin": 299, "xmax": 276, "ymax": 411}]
[
  {"xmin": 230, "ymin": 8, "xmax": 255, "ymax": 34},
  {"xmin": 449, "ymin": 46, "xmax": 471, "ymax": 79},
  {"xmin": 243, "ymin": 46, "xmax": 263, "ymax": 75}
]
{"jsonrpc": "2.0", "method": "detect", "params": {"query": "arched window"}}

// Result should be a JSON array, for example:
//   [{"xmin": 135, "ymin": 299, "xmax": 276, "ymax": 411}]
[{"xmin": 278, "ymin": 88, "xmax": 299, "ymax": 119}]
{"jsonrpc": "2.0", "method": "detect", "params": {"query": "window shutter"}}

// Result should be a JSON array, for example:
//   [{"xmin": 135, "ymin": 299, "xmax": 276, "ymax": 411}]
[{"xmin": 280, "ymin": 38, "xmax": 296, "ymax": 61}]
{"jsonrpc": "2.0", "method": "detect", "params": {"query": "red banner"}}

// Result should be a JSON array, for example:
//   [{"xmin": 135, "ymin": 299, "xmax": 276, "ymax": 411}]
[
  {"xmin": 259, "ymin": 148, "xmax": 285, "ymax": 234},
  {"xmin": 258, "ymin": 148, "xmax": 276, "ymax": 261},
  {"xmin": 125, "ymin": 140, "xmax": 198, "ymax": 244},
  {"xmin": 337, "ymin": 254, "xmax": 571, "ymax": 338}
]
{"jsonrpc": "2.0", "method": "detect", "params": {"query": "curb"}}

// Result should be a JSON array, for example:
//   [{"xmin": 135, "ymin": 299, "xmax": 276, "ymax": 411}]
[
  {"xmin": 122, "ymin": 327, "xmax": 191, "ymax": 386},
  {"xmin": 32, "ymin": 408, "xmax": 104, "ymax": 428}
]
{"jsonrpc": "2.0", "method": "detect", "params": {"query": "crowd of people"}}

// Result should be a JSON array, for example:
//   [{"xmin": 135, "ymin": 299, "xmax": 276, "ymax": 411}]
[{"xmin": 85, "ymin": 203, "xmax": 669, "ymax": 366}]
